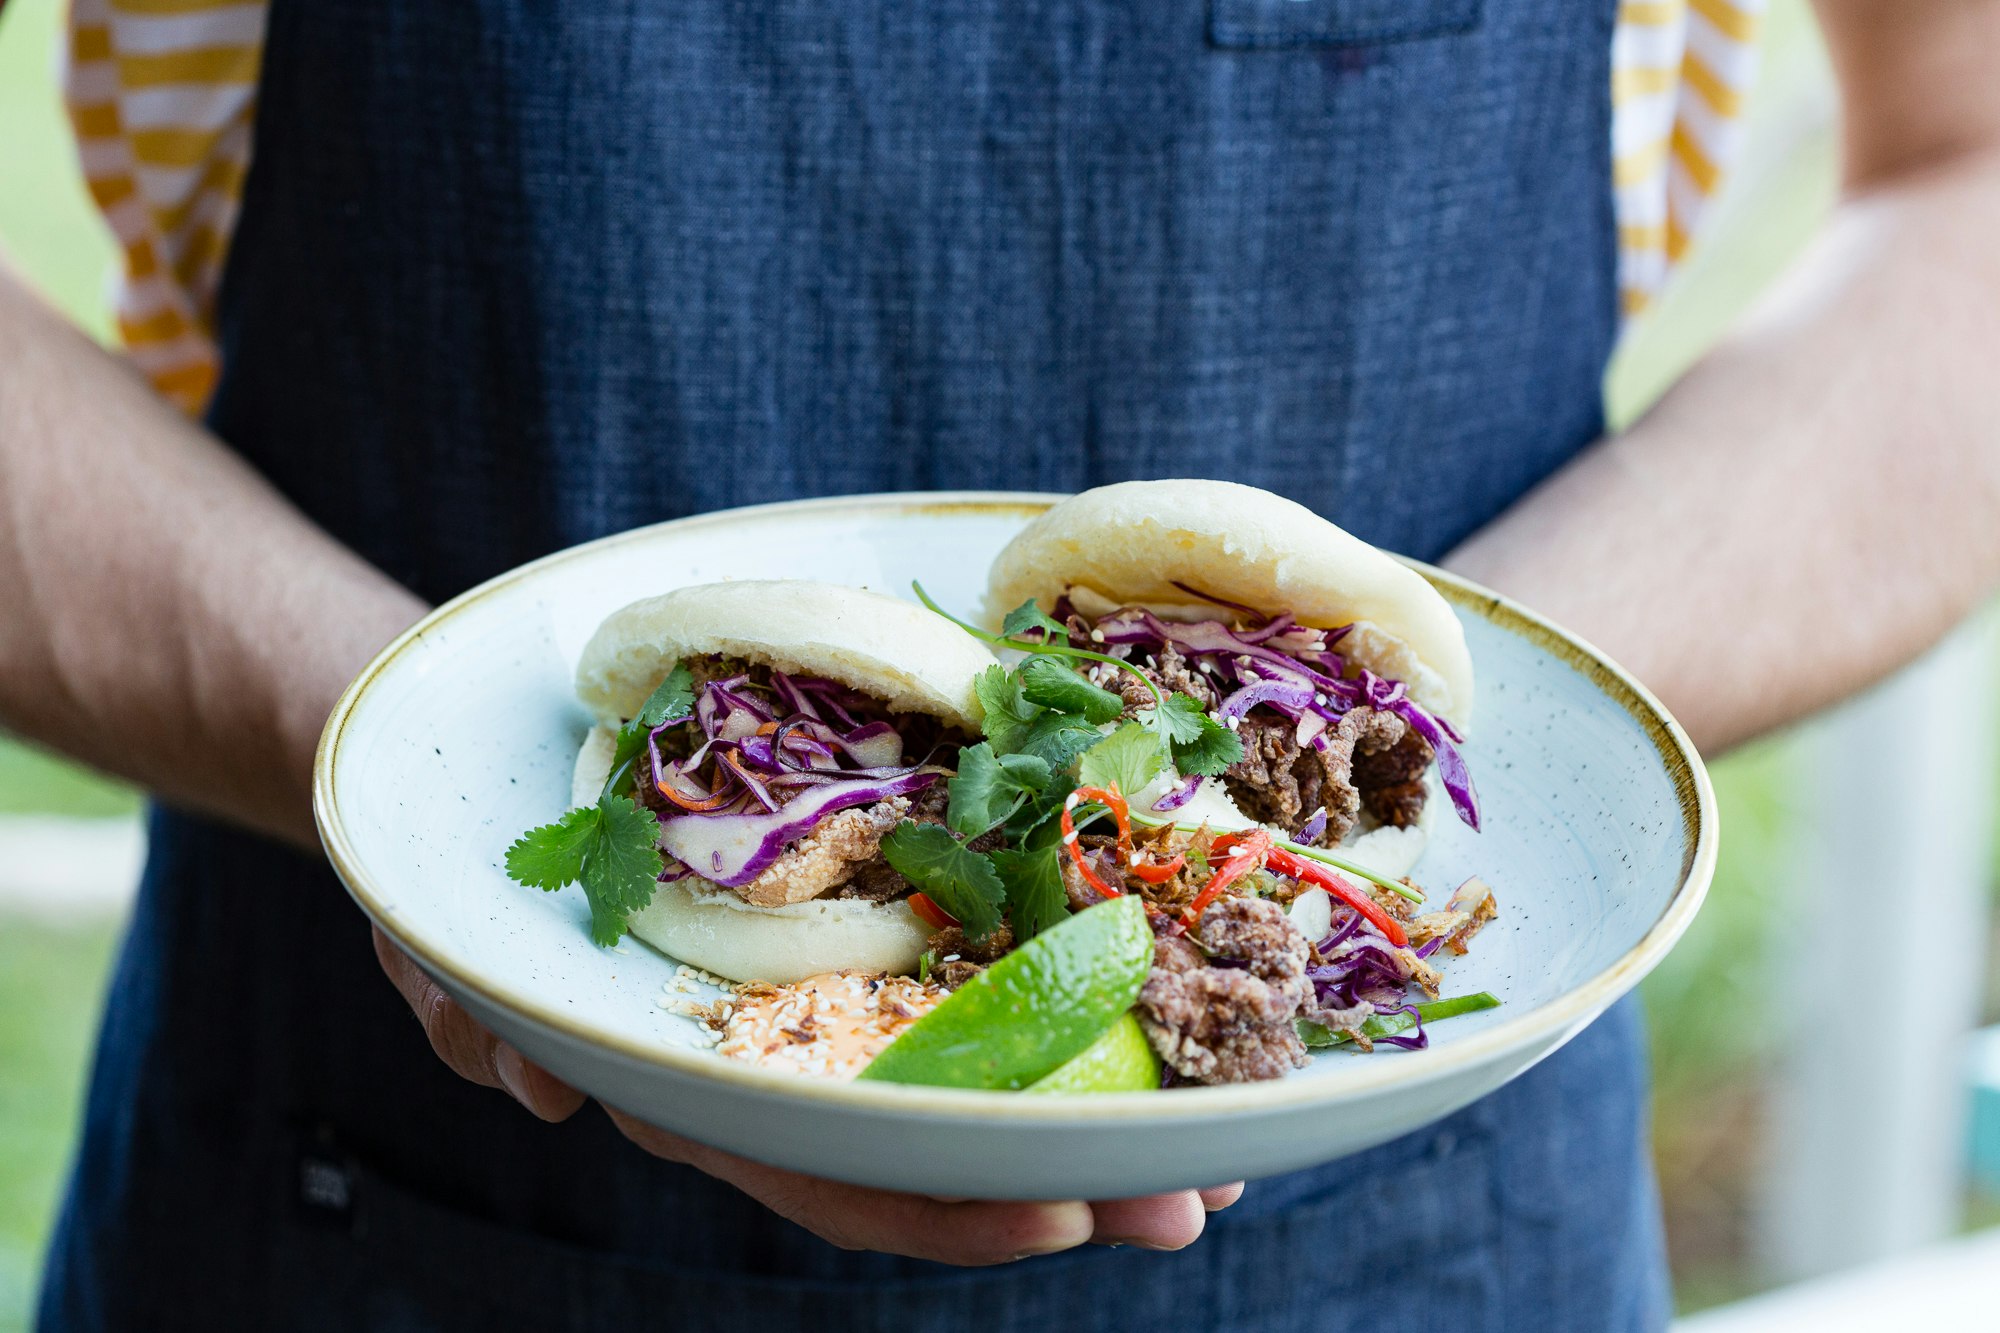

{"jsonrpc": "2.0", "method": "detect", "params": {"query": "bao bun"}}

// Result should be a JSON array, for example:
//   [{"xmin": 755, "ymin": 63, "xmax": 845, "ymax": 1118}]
[
  {"xmin": 985, "ymin": 480, "xmax": 1470, "ymax": 876},
  {"xmin": 576, "ymin": 579, "xmax": 994, "ymax": 735},
  {"xmin": 984, "ymin": 479, "xmax": 1473, "ymax": 730},
  {"xmin": 570, "ymin": 581, "xmax": 991, "ymax": 983}
]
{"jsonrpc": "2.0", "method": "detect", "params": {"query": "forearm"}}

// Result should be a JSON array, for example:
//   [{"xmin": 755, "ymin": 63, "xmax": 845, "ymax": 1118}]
[
  {"xmin": 1448, "ymin": 146, "xmax": 2000, "ymax": 754},
  {"xmin": 0, "ymin": 266, "xmax": 424, "ymax": 846}
]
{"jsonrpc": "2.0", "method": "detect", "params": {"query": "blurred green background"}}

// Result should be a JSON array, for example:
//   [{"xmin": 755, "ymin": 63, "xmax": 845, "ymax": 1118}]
[{"xmin": 0, "ymin": 0, "xmax": 1990, "ymax": 1326}]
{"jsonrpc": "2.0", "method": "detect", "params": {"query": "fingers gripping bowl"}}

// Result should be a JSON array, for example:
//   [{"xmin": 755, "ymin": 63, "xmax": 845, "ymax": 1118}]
[{"xmin": 315, "ymin": 491, "xmax": 1715, "ymax": 1199}]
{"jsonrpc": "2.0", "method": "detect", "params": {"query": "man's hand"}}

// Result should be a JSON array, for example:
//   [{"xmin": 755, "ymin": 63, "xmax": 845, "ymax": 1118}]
[
  {"xmin": 373, "ymin": 925, "xmax": 1240, "ymax": 1263},
  {"xmin": 606, "ymin": 1107, "xmax": 1242, "ymax": 1265},
  {"xmin": 371, "ymin": 927, "xmax": 587, "ymax": 1121}
]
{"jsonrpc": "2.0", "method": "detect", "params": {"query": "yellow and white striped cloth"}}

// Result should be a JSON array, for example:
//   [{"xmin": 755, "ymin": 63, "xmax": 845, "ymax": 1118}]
[
  {"xmin": 65, "ymin": 0, "xmax": 1764, "ymax": 415},
  {"xmin": 66, "ymin": 0, "xmax": 260, "ymax": 414},
  {"xmin": 1613, "ymin": 0, "xmax": 1766, "ymax": 314}
]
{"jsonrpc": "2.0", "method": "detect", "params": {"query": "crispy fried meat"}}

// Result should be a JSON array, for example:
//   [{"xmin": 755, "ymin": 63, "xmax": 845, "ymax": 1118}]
[
  {"xmin": 925, "ymin": 922, "xmax": 1017, "ymax": 991},
  {"xmin": 1223, "ymin": 705, "xmax": 1416, "ymax": 845},
  {"xmin": 1136, "ymin": 897, "xmax": 1312, "ymax": 1084}
]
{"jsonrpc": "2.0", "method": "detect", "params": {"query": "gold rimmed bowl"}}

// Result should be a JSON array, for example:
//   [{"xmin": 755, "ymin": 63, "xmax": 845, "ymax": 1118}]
[{"xmin": 315, "ymin": 493, "xmax": 1714, "ymax": 1199}]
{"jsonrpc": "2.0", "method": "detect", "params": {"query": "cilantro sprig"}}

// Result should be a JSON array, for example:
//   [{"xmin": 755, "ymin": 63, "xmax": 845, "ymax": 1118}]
[
  {"xmin": 503, "ymin": 666, "xmax": 694, "ymax": 946},
  {"xmin": 989, "ymin": 844, "xmax": 1070, "ymax": 940},
  {"xmin": 1018, "ymin": 655, "xmax": 1124, "ymax": 724},
  {"xmin": 1077, "ymin": 720, "xmax": 1162, "ymax": 795},
  {"xmin": 946, "ymin": 742, "xmax": 1053, "ymax": 837},
  {"xmin": 1147, "ymin": 693, "xmax": 1242, "ymax": 778},
  {"xmin": 973, "ymin": 665, "xmax": 1102, "ymax": 769},
  {"xmin": 881, "ymin": 586, "xmax": 1257, "ymax": 944},
  {"xmin": 880, "ymin": 823, "xmax": 1006, "ymax": 940},
  {"xmin": 915, "ymin": 583, "xmax": 1244, "ymax": 782}
]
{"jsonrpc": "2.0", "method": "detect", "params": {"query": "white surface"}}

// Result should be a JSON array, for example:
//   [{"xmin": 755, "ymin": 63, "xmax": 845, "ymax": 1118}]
[
  {"xmin": 1677, "ymin": 1228, "xmax": 2000, "ymax": 1331},
  {"xmin": 315, "ymin": 493, "xmax": 1715, "ymax": 1199},
  {"xmin": 0, "ymin": 814, "xmax": 144, "ymax": 919},
  {"xmin": 1755, "ymin": 618, "xmax": 1997, "ymax": 1280}
]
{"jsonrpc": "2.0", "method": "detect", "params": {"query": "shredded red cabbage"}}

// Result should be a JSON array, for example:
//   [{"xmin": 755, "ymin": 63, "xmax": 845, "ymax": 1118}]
[
  {"xmin": 1151, "ymin": 773, "xmax": 1205, "ymax": 812},
  {"xmin": 1216, "ymin": 677, "xmax": 1317, "ymax": 723},
  {"xmin": 1307, "ymin": 939, "xmax": 1414, "ymax": 1012},
  {"xmin": 1368, "ymin": 1004, "xmax": 1430, "ymax": 1051},
  {"xmin": 640, "ymin": 668, "xmax": 946, "ymax": 887},
  {"xmin": 1075, "ymin": 602, "xmax": 1480, "ymax": 830},
  {"xmin": 659, "ymin": 768, "xmax": 940, "ymax": 887},
  {"xmin": 1312, "ymin": 908, "xmax": 1366, "ymax": 956}
]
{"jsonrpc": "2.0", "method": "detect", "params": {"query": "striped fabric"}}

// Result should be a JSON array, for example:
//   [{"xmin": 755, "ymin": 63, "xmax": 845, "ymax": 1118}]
[
  {"xmin": 63, "ymin": 0, "xmax": 1764, "ymax": 414},
  {"xmin": 1613, "ymin": 0, "xmax": 1766, "ymax": 314},
  {"xmin": 65, "ymin": 0, "xmax": 260, "ymax": 414}
]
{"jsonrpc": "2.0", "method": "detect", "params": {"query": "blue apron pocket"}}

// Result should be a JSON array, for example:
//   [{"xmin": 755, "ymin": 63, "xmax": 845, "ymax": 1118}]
[{"xmin": 1210, "ymin": 0, "xmax": 1483, "ymax": 48}]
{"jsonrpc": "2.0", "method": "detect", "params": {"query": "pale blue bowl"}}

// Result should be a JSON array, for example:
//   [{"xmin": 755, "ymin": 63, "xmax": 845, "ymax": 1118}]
[{"xmin": 315, "ymin": 492, "xmax": 1716, "ymax": 1199}]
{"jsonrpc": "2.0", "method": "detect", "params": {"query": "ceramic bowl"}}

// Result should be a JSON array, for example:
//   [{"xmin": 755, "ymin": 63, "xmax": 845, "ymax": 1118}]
[{"xmin": 314, "ymin": 492, "xmax": 1714, "ymax": 1199}]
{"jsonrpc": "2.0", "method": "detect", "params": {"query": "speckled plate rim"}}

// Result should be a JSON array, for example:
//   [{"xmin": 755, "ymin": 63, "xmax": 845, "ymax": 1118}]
[{"xmin": 315, "ymin": 490, "xmax": 1717, "ymax": 1123}]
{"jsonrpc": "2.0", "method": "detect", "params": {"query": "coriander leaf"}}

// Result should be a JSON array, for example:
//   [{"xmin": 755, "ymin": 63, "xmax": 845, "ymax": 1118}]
[
  {"xmin": 578, "ymin": 796, "xmax": 666, "ymax": 946},
  {"xmin": 990, "ymin": 844, "xmax": 1070, "ymax": 941},
  {"xmin": 603, "ymin": 662, "xmax": 697, "ymax": 799},
  {"xmin": 1006, "ymin": 793, "xmax": 1066, "ymax": 844},
  {"xmin": 973, "ymin": 664, "xmax": 1038, "ymax": 754},
  {"xmin": 1015, "ymin": 713, "xmax": 1105, "ymax": 770},
  {"xmin": 1077, "ymin": 720, "xmax": 1165, "ymax": 796},
  {"xmin": 1018, "ymin": 656, "xmax": 1125, "ymax": 725},
  {"xmin": 505, "ymin": 796, "xmax": 664, "ymax": 947},
  {"xmin": 504, "ymin": 807, "xmax": 600, "ymax": 890},
  {"xmin": 947, "ymin": 743, "xmax": 1052, "ymax": 837},
  {"xmin": 1001, "ymin": 598, "xmax": 1069, "ymax": 643},
  {"xmin": 1137, "ymin": 692, "xmax": 1242, "ymax": 777},
  {"xmin": 1148, "ymin": 692, "xmax": 1211, "ymax": 745},
  {"xmin": 1169, "ymin": 711, "xmax": 1244, "ymax": 778},
  {"xmin": 880, "ymin": 822, "xmax": 1006, "ymax": 941},
  {"xmin": 634, "ymin": 662, "xmax": 696, "ymax": 729}
]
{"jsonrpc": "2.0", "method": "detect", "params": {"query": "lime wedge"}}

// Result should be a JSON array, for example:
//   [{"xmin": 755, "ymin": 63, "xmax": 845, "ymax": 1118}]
[
  {"xmin": 859, "ymin": 895, "xmax": 1152, "ymax": 1090},
  {"xmin": 1026, "ymin": 1013, "xmax": 1161, "ymax": 1092}
]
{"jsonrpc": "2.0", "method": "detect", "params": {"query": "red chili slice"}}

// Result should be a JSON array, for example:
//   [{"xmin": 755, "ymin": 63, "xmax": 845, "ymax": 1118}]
[
  {"xmin": 908, "ymin": 892, "xmax": 958, "ymax": 931},
  {"xmin": 1178, "ymin": 828, "xmax": 1273, "ymax": 930},
  {"xmin": 1061, "ymin": 785, "xmax": 1126, "ymax": 899},
  {"xmin": 1127, "ymin": 853, "xmax": 1186, "ymax": 885},
  {"xmin": 1264, "ymin": 847, "xmax": 1409, "ymax": 947}
]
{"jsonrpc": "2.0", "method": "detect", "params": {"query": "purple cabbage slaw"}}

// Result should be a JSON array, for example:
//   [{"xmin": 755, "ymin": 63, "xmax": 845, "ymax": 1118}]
[
  {"xmin": 642, "ymin": 670, "xmax": 945, "ymax": 888},
  {"xmin": 1075, "ymin": 601, "xmax": 1479, "ymax": 831},
  {"xmin": 1307, "ymin": 908, "xmax": 1434, "ymax": 1049}
]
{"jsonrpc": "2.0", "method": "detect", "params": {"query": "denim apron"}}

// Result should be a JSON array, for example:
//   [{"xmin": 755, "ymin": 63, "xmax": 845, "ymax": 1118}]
[{"xmin": 41, "ymin": 1, "xmax": 1668, "ymax": 1328}]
